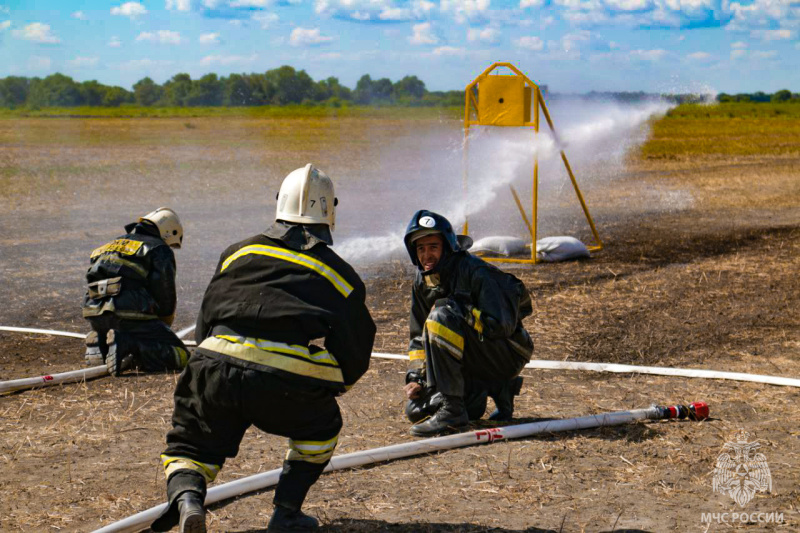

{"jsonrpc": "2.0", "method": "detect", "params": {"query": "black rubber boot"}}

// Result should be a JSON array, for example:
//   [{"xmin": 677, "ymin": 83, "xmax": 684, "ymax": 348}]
[
  {"xmin": 105, "ymin": 329, "xmax": 136, "ymax": 376},
  {"xmin": 405, "ymin": 390, "xmax": 444, "ymax": 423},
  {"xmin": 176, "ymin": 492, "xmax": 206, "ymax": 533},
  {"xmin": 488, "ymin": 376, "xmax": 523, "ymax": 422},
  {"xmin": 84, "ymin": 331, "xmax": 104, "ymax": 367},
  {"xmin": 410, "ymin": 394, "xmax": 469, "ymax": 437},
  {"xmin": 151, "ymin": 471, "xmax": 207, "ymax": 533},
  {"xmin": 267, "ymin": 504, "xmax": 319, "ymax": 532}
]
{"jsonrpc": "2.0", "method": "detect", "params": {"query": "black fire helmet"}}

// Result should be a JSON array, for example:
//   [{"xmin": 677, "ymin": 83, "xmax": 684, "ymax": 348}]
[{"xmin": 404, "ymin": 210, "xmax": 462, "ymax": 269}]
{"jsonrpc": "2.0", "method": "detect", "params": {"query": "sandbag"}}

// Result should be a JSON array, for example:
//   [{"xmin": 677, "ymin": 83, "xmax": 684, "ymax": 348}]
[{"xmin": 536, "ymin": 236, "xmax": 590, "ymax": 262}]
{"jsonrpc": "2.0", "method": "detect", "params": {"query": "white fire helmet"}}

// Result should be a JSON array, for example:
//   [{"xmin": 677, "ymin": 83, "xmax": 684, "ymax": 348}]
[
  {"xmin": 140, "ymin": 207, "xmax": 183, "ymax": 249},
  {"xmin": 275, "ymin": 164, "xmax": 337, "ymax": 230}
]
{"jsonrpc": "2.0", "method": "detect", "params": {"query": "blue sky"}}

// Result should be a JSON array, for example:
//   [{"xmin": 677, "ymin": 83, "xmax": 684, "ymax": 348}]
[{"xmin": 1, "ymin": 0, "xmax": 798, "ymax": 93}]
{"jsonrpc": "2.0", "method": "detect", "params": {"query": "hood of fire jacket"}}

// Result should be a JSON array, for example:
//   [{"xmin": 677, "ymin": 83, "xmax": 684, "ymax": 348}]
[{"xmin": 263, "ymin": 220, "xmax": 333, "ymax": 250}]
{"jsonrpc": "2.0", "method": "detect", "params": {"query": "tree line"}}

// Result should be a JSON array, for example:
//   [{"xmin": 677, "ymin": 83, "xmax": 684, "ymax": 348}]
[
  {"xmin": 0, "ymin": 66, "xmax": 463, "ymax": 109},
  {"xmin": 716, "ymin": 90, "xmax": 800, "ymax": 103}
]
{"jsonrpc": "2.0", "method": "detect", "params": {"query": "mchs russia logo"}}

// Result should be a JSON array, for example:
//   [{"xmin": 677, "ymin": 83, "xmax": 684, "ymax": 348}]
[{"xmin": 712, "ymin": 429, "xmax": 773, "ymax": 507}]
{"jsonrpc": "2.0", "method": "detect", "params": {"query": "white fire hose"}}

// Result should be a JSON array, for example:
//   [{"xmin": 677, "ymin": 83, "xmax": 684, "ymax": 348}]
[
  {"xmin": 93, "ymin": 403, "xmax": 698, "ymax": 533},
  {"xmin": 3, "ymin": 326, "xmax": 800, "ymax": 394}
]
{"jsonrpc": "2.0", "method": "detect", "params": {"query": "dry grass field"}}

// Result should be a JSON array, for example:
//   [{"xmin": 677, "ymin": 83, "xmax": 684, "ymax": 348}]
[{"xmin": 1, "ymin": 104, "xmax": 799, "ymax": 532}]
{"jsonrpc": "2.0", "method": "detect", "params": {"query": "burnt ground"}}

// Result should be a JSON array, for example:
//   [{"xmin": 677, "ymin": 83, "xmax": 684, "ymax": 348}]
[{"xmin": 1, "ymin": 120, "xmax": 800, "ymax": 532}]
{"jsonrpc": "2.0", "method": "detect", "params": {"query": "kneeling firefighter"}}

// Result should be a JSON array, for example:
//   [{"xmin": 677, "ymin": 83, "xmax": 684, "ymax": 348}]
[
  {"xmin": 152, "ymin": 164, "xmax": 376, "ymax": 533},
  {"xmin": 403, "ymin": 210, "xmax": 534, "ymax": 437},
  {"xmin": 82, "ymin": 207, "xmax": 189, "ymax": 376}
]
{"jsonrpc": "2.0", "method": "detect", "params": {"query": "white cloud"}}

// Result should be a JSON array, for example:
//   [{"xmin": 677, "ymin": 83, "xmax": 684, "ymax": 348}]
[
  {"xmin": 12, "ymin": 22, "xmax": 61, "ymax": 44},
  {"xmin": 203, "ymin": 0, "xmax": 224, "ymax": 7},
  {"xmin": 409, "ymin": 22, "xmax": 439, "ymax": 44},
  {"xmin": 751, "ymin": 50, "xmax": 778, "ymax": 59},
  {"xmin": 516, "ymin": 35, "xmax": 544, "ymax": 50},
  {"xmin": 629, "ymin": 48, "xmax": 667, "ymax": 61},
  {"xmin": 68, "ymin": 56, "xmax": 100, "ymax": 68},
  {"xmin": 111, "ymin": 2, "xmax": 148, "ymax": 19},
  {"xmin": 467, "ymin": 26, "xmax": 499, "ymax": 43},
  {"xmin": 751, "ymin": 29, "xmax": 794, "ymax": 41},
  {"xmin": 730, "ymin": 49, "xmax": 746, "ymax": 59},
  {"xmin": 166, "ymin": 0, "xmax": 192, "ymax": 11},
  {"xmin": 136, "ymin": 30, "xmax": 182, "ymax": 44},
  {"xmin": 520, "ymin": 0, "xmax": 545, "ymax": 7},
  {"xmin": 317, "ymin": 52, "xmax": 343, "ymax": 60},
  {"xmin": 687, "ymin": 51, "xmax": 712, "ymax": 60},
  {"xmin": 200, "ymin": 53, "xmax": 258, "ymax": 65},
  {"xmin": 29, "ymin": 56, "xmax": 52, "ymax": 71},
  {"xmin": 289, "ymin": 27, "xmax": 334, "ymax": 46},
  {"xmin": 440, "ymin": 0, "xmax": 490, "ymax": 24},
  {"xmin": 109, "ymin": 36, "xmax": 123, "ymax": 47},
  {"xmin": 118, "ymin": 59, "xmax": 175, "ymax": 70},
  {"xmin": 230, "ymin": 0, "xmax": 272, "ymax": 6},
  {"xmin": 731, "ymin": 41, "xmax": 747, "ymax": 49},
  {"xmin": 0, "ymin": 20, "xmax": 10, "ymax": 31},
  {"xmin": 315, "ymin": 0, "xmax": 434, "ymax": 21},
  {"xmin": 606, "ymin": 0, "xmax": 650, "ymax": 9},
  {"xmin": 727, "ymin": 0, "xmax": 798, "ymax": 32},
  {"xmin": 72, "ymin": 11, "xmax": 87, "ymax": 20},
  {"xmin": 199, "ymin": 32, "xmax": 220, "ymax": 44},
  {"xmin": 432, "ymin": 45, "xmax": 466, "ymax": 56},
  {"xmin": 253, "ymin": 12, "xmax": 279, "ymax": 28}
]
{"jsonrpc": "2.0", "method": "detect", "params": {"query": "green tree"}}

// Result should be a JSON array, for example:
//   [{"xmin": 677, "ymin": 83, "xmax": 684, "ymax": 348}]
[
  {"xmin": 265, "ymin": 66, "xmax": 314, "ymax": 104},
  {"xmin": 186, "ymin": 73, "xmax": 222, "ymax": 106},
  {"xmin": 102, "ymin": 86, "xmax": 132, "ymax": 107},
  {"xmin": 27, "ymin": 73, "xmax": 82, "ymax": 106},
  {"xmin": 223, "ymin": 74, "xmax": 252, "ymax": 106},
  {"xmin": 80, "ymin": 80, "xmax": 106, "ymax": 106},
  {"xmin": 353, "ymin": 74, "xmax": 373, "ymax": 104},
  {"xmin": 163, "ymin": 73, "xmax": 193, "ymax": 106},
  {"xmin": 0, "ymin": 76, "xmax": 31, "ymax": 108},
  {"xmin": 393, "ymin": 75, "xmax": 426, "ymax": 99},
  {"xmin": 771, "ymin": 89, "xmax": 792, "ymax": 102},
  {"xmin": 133, "ymin": 77, "xmax": 164, "ymax": 106}
]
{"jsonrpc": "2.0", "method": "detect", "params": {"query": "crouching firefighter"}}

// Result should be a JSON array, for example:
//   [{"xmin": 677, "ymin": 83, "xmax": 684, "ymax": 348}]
[
  {"xmin": 403, "ymin": 210, "xmax": 534, "ymax": 437},
  {"xmin": 152, "ymin": 164, "xmax": 376, "ymax": 533},
  {"xmin": 82, "ymin": 207, "xmax": 189, "ymax": 376}
]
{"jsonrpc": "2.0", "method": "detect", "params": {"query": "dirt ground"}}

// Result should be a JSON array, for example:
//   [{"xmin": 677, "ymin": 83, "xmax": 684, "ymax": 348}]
[{"xmin": 1, "ymin": 116, "xmax": 799, "ymax": 532}]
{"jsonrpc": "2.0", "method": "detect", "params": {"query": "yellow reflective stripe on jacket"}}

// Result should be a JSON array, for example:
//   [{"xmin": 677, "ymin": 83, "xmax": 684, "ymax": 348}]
[
  {"xmin": 425, "ymin": 319, "xmax": 464, "ymax": 351},
  {"xmin": 91, "ymin": 238, "xmax": 144, "ymax": 259},
  {"xmin": 220, "ymin": 244, "xmax": 353, "ymax": 297},
  {"xmin": 215, "ymin": 335, "xmax": 338, "ymax": 366},
  {"xmin": 199, "ymin": 336, "xmax": 344, "ymax": 384},
  {"xmin": 161, "ymin": 454, "xmax": 221, "ymax": 483},
  {"xmin": 93, "ymin": 254, "xmax": 149, "ymax": 278},
  {"xmin": 409, "ymin": 349, "xmax": 425, "ymax": 361},
  {"xmin": 471, "ymin": 308, "xmax": 484, "ymax": 334},
  {"xmin": 287, "ymin": 435, "xmax": 339, "ymax": 464}
]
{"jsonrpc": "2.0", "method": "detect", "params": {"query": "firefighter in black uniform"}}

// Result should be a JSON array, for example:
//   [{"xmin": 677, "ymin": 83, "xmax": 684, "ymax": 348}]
[
  {"xmin": 403, "ymin": 210, "xmax": 534, "ymax": 437},
  {"xmin": 82, "ymin": 207, "xmax": 189, "ymax": 376},
  {"xmin": 151, "ymin": 164, "xmax": 376, "ymax": 533}
]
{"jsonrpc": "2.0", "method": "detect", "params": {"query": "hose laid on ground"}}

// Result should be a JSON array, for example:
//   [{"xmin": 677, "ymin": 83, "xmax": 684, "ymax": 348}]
[
  {"xmin": 93, "ymin": 403, "xmax": 703, "ymax": 533},
  {"xmin": 0, "ymin": 326, "xmax": 87, "ymax": 339},
  {"xmin": 0, "ymin": 365, "xmax": 108, "ymax": 395},
  {"xmin": 3, "ymin": 329, "xmax": 800, "ymax": 393}
]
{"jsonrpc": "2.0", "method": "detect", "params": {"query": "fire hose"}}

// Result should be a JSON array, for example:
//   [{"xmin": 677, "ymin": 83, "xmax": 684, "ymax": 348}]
[
  {"xmin": 3, "ymin": 325, "xmax": 800, "ymax": 393},
  {"xmin": 92, "ymin": 402, "xmax": 708, "ymax": 533}
]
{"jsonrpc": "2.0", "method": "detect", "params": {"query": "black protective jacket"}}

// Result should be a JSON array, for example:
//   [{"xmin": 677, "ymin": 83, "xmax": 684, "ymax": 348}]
[
  {"xmin": 83, "ymin": 222, "xmax": 177, "ymax": 322},
  {"xmin": 407, "ymin": 251, "xmax": 533, "ymax": 375},
  {"xmin": 195, "ymin": 222, "xmax": 376, "ymax": 393}
]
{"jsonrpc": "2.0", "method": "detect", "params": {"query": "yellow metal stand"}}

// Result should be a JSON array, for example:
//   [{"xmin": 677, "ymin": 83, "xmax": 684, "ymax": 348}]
[{"xmin": 463, "ymin": 62, "xmax": 603, "ymax": 264}]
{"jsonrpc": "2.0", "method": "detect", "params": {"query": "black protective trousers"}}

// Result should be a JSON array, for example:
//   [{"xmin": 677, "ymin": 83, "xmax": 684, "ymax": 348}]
[
  {"xmin": 423, "ymin": 305, "xmax": 531, "ymax": 398},
  {"xmin": 86, "ymin": 313, "xmax": 186, "ymax": 370},
  {"xmin": 163, "ymin": 350, "xmax": 343, "ymax": 510}
]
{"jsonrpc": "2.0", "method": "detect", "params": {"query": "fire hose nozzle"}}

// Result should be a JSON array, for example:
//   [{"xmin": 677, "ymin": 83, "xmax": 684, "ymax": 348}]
[{"xmin": 653, "ymin": 401, "xmax": 709, "ymax": 421}]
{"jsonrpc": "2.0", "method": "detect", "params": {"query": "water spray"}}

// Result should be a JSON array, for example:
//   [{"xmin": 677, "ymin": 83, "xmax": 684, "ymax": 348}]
[{"xmin": 92, "ymin": 401, "xmax": 708, "ymax": 533}]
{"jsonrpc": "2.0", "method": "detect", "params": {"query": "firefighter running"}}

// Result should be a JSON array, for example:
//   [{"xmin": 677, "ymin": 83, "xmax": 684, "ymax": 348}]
[
  {"xmin": 403, "ymin": 210, "xmax": 534, "ymax": 437},
  {"xmin": 151, "ymin": 164, "xmax": 376, "ymax": 533},
  {"xmin": 82, "ymin": 207, "xmax": 189, "ymax": 376}
]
